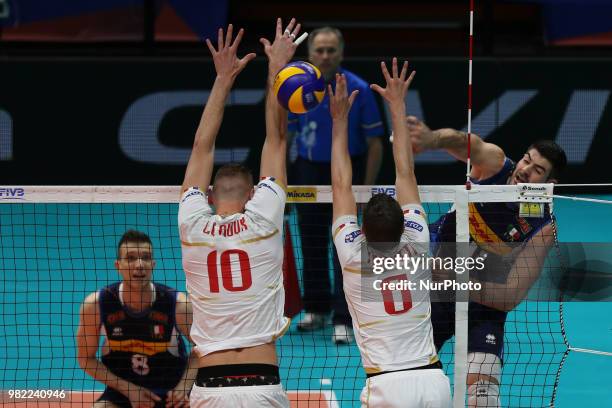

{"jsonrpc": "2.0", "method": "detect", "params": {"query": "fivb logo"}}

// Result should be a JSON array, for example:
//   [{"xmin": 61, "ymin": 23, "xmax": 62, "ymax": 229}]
[
  {"xmin": 0, "ymin": 187, "xmax": 24, "ymax": 199},
  {"xmin": 371, "ymin": 187, "xmax": 396, "ymax": 197}
]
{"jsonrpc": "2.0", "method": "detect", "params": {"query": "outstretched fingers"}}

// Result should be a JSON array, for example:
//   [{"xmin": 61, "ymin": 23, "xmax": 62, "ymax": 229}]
[
  {"xmin": 275, "ymin": 17, "xmax": 282, "ymax": 38},
  {"xmin": 348, "ymin": 90, "xmax": 360, "ymax": 106},
  {"xmin": 291, "ymin": 23, "xmax": 302, "ymax": 38},
  {"xmin": 380, "ymin": 61, "xmax": 391, "ymax": 84},
  {"xmin": 225, "ymin": 24, "xmax": 233, "ymax": 48},
  {"xmin": 391, "ymin": 57, "xmax": 399, "ymax": 78},
  {"xmin": 205, "ymin": 38, "xmax": 216, "ymax": 55},
  {"xmin": 231, "ymin": 27, "xmax": 245, "ymax": 50},
  {"xmin": 217, "ymin": 27, "xmax": 224, "ymax": 50},
  {"xmin": 404, "ymin": 70, "xmax": 416, "ymax": 91},
  {"xmin": 284, "ymin": 18, "xmax": 296, "ymax": 36},
  {"xmin": 400, "ymin": 61, "xmax": 408, "ymax": 80},
  {"xmin": 369, "ymin": 83, "xmax": 385, "ymax": 96}
]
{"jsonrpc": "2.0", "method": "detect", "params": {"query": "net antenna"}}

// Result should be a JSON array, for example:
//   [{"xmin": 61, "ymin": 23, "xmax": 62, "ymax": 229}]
[
  {"xmin": 452, "ymin": 2, "xmax": 477, "ymax": 406},
  {"xmin": 465, "ymin": 0, "xmax": 475, "ymax": 191}
]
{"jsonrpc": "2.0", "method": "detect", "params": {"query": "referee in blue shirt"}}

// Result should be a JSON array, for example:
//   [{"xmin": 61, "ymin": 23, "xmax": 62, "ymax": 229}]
[{"xmin": 289, "ymin": 27, "xmax": 384, "ymax": 344}]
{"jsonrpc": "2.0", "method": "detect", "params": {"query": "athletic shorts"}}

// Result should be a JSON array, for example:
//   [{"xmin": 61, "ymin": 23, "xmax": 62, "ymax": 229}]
[
  {"xmin": 190, "ymin": 383, "xmax": 289, "ymax": 408},
  {"xmin": 431, "ymin": 301, "xmax": 507, "ymax": 360},
  {"xmin": 189, "ymin": 364, "xmax": 289, "ymax": 408},
  {"xmin": 360, "ymin": 369, "xmax": 451, "ymax": 408}
]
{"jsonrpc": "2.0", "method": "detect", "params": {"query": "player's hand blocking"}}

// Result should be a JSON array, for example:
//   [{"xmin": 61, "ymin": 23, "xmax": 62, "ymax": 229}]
[
  {"xmin": 260, "ymin": 17, "xmax": 302, "ymax": 75},
  {"xmin": 206, "ymin": 24, "xmax": 256, "ymax": 81},
  {"xmin": 329, "ymin": 73, "xmax": 359, "ymax": 122},
  {"xmin": 370, "ymin": 57, "xmax": 415, "ymax": 107}
]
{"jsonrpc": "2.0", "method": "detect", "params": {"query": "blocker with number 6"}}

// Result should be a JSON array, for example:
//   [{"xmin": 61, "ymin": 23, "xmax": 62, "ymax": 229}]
[{"xmin": 273, "ymin": 61, "xmax": 325, "ymax": 113}]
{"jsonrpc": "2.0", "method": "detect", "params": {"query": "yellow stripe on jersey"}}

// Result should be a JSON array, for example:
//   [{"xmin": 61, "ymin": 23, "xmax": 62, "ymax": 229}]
[
  {"xmin": 468, "ymin": 203, "xmax": 513, "ymax": 255},
  {"xmin": 364, "ymin": 367, "xmax": 382, "ymax": 374},
  {"xmin": 343, "ymin": 266, "xmax": 362, "ymax": 274},
  {"xmin": 238, "ymin": 229, "xmax": 279, "ymax": 245},
  {"xmin": 181, "ymin": 240, "xmax": 214, "ymax": 247},
  {"xmin": 108, "ymin": 339, "xmax": 169, "ymax": 356},
  {"xmin": 272, "ymin": 318, "xmax": 292, "ymax": 341},
  {"xmin": 358, "ymin": 320, "xmax": 386, "ymax": 329}
]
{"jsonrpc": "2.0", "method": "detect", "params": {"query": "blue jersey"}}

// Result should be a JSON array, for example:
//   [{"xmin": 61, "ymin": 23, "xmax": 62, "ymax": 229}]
[
  {"xmin": 288, "ymin": 68, "xmax": 384, "ymax": 162},
  {"xmin": 99, "ymin": 282, "xmax": 188, "ymax": 395},
  {"xmin": 431, "ymin": 157, "xmax": 552, "ymax": 282}
]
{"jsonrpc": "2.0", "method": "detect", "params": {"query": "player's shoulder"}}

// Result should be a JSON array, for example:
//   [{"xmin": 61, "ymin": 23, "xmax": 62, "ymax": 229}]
[
  {"xmin": 153, "ymin": 282, "xmax": 179, "ymax": 298},
  {"xmin": 257, "ymin": 176, "xmax": 287, "ymax": 193},
  {"xmin": 80, "ymin": 291, "xmax": 100, "ymax": 314},
  {"xmin": 83, "ymin": 291, "xmax": 99, "ymax": 305}
]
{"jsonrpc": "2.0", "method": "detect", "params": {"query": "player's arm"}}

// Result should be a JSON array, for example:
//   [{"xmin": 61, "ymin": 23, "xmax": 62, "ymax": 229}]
[
  {"xmin": 407, "ymin": 117, "xmax": 505, "ymax": 180},
  {"xmin": 330, "ymin": 73, "xmax": 359, "ymax": 221},
  {"xmin": 259, "ymin": 17, "xmax": 302, "ymax": 187},
  {"xmin": 76, "ymin": 292, "xmax": 161, "ymax": 406},
  {"xmin": 181, "ymin": 25, "xmax": 256, "ymax": 193},
  {"xmin": 166, "ymin": 292, "xmax": 197, "ymax": 408},
  {"xmin": 370, "ymin": 58, "xmax": 419, "ymax": 206},
  {"xmin": 471, "ymin": 223, "xmax": 555, "ymax": 311}
]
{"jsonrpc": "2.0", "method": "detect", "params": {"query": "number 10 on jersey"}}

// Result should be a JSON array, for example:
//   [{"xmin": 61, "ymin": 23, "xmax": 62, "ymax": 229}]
[{"xmin": 207, "ymin": 249, "xmax": 252, "ymax": 292}]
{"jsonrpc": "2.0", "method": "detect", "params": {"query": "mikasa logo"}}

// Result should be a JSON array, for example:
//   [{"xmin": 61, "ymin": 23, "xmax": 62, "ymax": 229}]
[{"xmin": 287, "ymin": 187, "xmax": 317, "ymax": 202}]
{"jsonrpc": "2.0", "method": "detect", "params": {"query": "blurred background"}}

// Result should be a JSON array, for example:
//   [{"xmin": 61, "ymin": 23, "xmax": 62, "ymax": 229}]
[{"xmin": 1, "ymin": 0, "xmax": 611, "ymax": 186}]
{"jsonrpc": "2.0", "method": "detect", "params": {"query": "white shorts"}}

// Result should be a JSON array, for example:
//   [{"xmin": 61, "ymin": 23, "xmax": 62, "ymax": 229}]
[
  {"xmin": 190, "ymin": 383, "xmax": 290, "ymax": 408},
  {"xmin": 361, "ymin": 369, "xmax": 451, "ymax": 408}
]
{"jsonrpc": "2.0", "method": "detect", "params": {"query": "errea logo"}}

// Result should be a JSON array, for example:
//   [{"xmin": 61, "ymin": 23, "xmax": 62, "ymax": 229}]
[
  {"xmin": 0, "ymin": 187, "xmax": 24, "ymax": 200},
  {"xmin": 485, "ymin": 334, "xmax": 496, "ymax": 345}
]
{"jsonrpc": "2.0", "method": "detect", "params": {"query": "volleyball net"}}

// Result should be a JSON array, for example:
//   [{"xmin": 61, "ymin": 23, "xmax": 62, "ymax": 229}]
[{"xmin": 0, "ymin": 184, "xmax": 611, "ymax": 407}]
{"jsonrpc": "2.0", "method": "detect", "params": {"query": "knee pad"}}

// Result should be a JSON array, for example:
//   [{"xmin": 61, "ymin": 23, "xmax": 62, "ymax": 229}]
[
  {"xmin": 468, "ymin": 380, "xmax": 500, "ymax": 407},
  {"xmin": 467, "ymin": 352, "xmax": 501, "ymax": 378},
  {"xmin": 467, "ymin": 352, "xmax": 501, "ymax": 407}
]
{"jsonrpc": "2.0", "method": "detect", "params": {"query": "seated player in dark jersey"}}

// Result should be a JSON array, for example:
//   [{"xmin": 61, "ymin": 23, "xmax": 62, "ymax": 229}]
[
  {"xmin": 406, "ymin": 117, "xmax": 567, "ymax": 407},
  {"xmin": 76, "ymin": 230, "xmax": 197, "ymax": 408}
]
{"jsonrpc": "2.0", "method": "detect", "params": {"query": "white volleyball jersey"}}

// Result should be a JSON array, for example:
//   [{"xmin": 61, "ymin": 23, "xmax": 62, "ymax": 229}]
[
  {"xmin": 332, "ymin": 204, "xmax": 438, "ymax": 374},
  {"xmin": 178, "ymin": 178, "xmax": 289, "ymax": 356}
]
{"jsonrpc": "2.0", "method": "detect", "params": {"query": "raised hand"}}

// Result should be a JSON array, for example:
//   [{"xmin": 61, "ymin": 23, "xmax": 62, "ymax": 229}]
[
  {"xmin": 329, "ymin": 73, "xmax": 359, "ymax": 122},
  {"xmin": 205, "ymin": 24, "xmax": 256, "ymax": 82},
  {"xmin": 260, "ymin": 17, "xmax": 302, "ymax": 75},
  {"xmin": 370, "ymin": 57, "xmax": 415, "ymax": 108}
]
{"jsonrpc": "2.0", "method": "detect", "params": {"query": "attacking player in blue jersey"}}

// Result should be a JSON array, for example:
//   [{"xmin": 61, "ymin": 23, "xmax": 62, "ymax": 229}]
[
  {"xmin": 77, "ymin": 230, "xmax": 197, "ymax": 408},
  {"xmin": 407, "ymin": 117, "xmax": 567, "ymax": 407}
]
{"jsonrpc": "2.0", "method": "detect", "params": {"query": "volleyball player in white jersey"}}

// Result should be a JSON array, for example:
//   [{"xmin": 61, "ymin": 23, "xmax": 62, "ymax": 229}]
[
  {"xmin": 178, "ymin": 19, "xmax": 302, "ymax": 408},
  {"xmin": 330, "ymin": 59, "xmax": 451, "ymax": 407}
]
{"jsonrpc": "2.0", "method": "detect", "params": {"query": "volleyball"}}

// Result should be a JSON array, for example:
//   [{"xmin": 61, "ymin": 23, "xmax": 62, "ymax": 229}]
[{"xmin": 273, "ymin": 61, "xmax": 326, "ymax": 114}]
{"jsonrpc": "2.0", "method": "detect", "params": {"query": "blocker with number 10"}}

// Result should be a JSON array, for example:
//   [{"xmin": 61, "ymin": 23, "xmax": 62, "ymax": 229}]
[{"xmin": 273, "ymin": 61, "xmax": 325, "ymax": 113}]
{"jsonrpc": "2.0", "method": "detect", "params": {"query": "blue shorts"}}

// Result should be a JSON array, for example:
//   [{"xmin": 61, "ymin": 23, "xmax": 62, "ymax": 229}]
[{"xmin": 431, "ymin": 301, "xmax": 507, "ymax": 360}]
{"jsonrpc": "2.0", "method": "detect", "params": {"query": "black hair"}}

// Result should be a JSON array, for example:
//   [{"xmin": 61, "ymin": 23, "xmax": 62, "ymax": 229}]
[
  {"xmin": 117, "ymin": 230, "xmax": 152, "ymax": 259},
  {"xmin": 528, "ymin": 140, "xmax": 567, "ymax": 180},
  {"xmin": 362, "ymin": 194, "xmax": 404, "ymax": 243}
]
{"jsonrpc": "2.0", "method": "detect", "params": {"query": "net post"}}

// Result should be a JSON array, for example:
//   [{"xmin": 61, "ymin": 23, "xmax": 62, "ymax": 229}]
[{"xmin": 453, "ymin": 188, "xmax": 470, "ymax": 407}]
